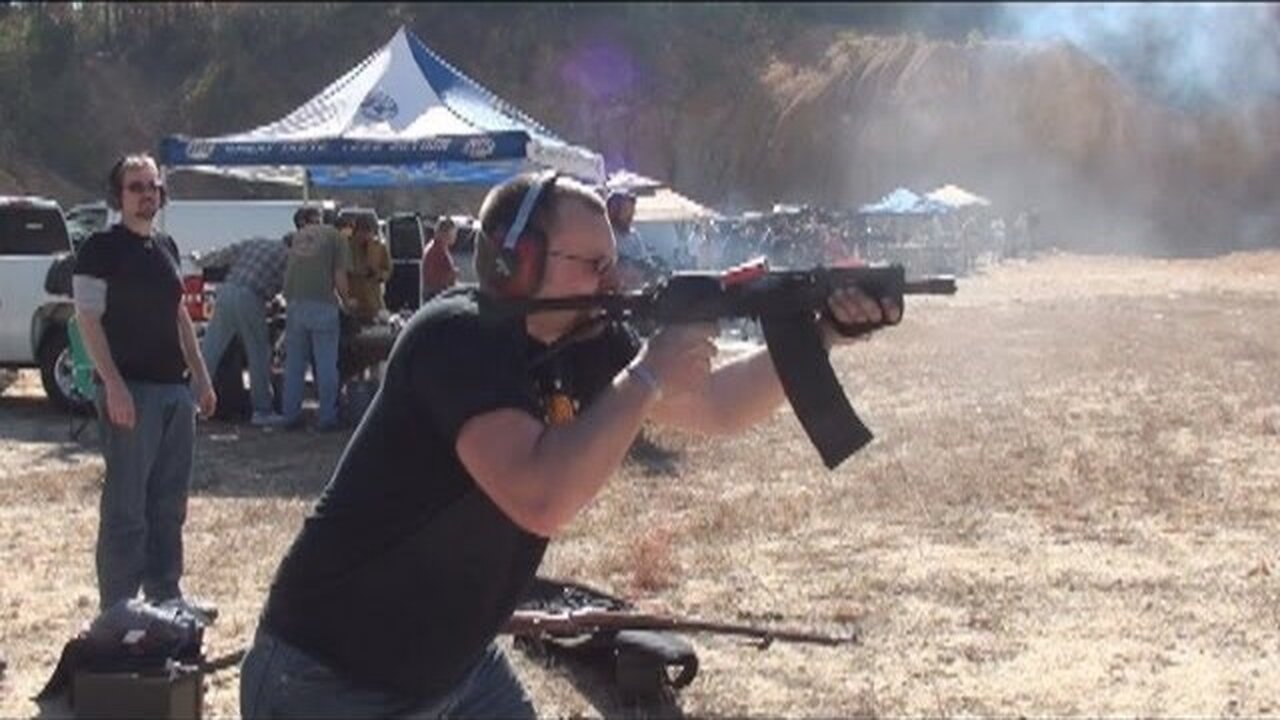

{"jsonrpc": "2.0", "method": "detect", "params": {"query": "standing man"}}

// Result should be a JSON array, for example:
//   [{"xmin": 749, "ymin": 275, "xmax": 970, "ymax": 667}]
[
  {"xmin": 193, "ymin": 234, "xmax": 289, "ymax": 426},
  {"xmin": 607, "ymin": 190, "xmax": 660, "ymax": 290},
  {"xmin": 344, "ymin": 214, "xmax": 391, "ymax": 325},
  {"xmin": 420, "ymin": 216, "xmax": 459, "ymax": 301},
  {"xmin": 606, "ymin": 190, "xmax": 643, "ymax": 258},
  {"xmin": 274, "ymin": 208, "xmax": 351, "ymax": 432},
  {"xmin": 239, "ymin": 171, "xmax": 899, "ymax": 717},
  {"xmin": 72, "ymin": 153, "xmax": 218, "ymax": 621}
]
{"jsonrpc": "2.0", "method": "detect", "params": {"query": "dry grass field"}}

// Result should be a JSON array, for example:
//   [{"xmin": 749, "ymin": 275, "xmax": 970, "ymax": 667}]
[{"xmin": 2, "ymin": 251, "xmax": 1278, "ymax": 718}]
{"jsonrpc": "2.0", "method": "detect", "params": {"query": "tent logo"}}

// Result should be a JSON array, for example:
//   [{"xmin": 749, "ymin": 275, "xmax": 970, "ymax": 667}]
[
  {"xmin": 186, "ymin": 141, "xmax": 215, "ymax": 160},
  {"xmin": 360, "ymin": 89, "xmax": 399, "ymax": 121},
  {"xmin": 462, "ymin": 137, "xmax": 495, "ymax": 159}
]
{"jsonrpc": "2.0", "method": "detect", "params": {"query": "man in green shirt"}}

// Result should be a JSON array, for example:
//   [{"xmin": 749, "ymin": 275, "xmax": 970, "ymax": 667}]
[{"xmin": 275, "ymin": 207, "xmax": 352, "ymax": 431}]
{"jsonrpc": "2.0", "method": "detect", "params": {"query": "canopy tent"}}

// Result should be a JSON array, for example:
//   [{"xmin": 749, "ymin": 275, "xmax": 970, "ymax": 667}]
[
  {"xmin": 604, "ymin": 170, "xmax": 665, "ymax": 195},
  {"xmin": 634, "ymin": 187, "xmax": 722, "ymax": 223},
  {"xmin": 925, "ymin": 184, "xmax": 992, "ymax": 210},
  {"xmin": 159, "ymin": 26, "xmax": 604, "ymax": 189},
  {"xmin": 602, "ymin": 169, "xmax": 720, "ymax": 223},
  {"xmin": 858, "ymin": 187, "xmax": 949, "ymax": 215}
]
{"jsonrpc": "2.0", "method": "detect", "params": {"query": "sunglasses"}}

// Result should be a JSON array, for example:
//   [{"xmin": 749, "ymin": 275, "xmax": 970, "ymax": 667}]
[
  {"xmin": 125, "ymin": 181, "xmax": 163, "ymax": 194},
  {"xmin": 546, "ymin": 249, "xmax": 617, "ymax": 276}
]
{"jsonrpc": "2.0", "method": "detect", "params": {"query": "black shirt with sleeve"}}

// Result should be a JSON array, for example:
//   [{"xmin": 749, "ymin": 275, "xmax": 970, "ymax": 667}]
[
  {"xmin": 261, "ymin": 287, "xmax": 640, "ymax": 700},
  {"xmin": 72, "ymin": 224, "xmax": 187, "ymax": 384}
]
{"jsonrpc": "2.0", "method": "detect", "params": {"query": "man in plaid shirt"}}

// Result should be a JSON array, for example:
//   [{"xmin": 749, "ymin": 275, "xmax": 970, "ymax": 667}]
[{"xmin": 195, "ymin": 233, "xmax": 290, "ymax": 425}]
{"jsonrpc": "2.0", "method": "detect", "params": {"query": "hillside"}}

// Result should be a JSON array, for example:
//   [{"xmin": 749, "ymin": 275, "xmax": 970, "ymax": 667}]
[{"xmin": 0, "ymin": 3, "xmax": 1275, "ymax": 255}]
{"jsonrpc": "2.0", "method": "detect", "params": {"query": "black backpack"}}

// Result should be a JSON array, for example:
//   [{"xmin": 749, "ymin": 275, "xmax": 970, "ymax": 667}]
[{"xmin": 35, "ymin": 599, "xmax": 205, "ymax": 702}]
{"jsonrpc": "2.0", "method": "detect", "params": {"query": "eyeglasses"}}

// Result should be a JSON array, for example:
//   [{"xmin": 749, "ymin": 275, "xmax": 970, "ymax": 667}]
[
  {"xmin": 125, "ymin": 181, "xmax": 163, "ymax": 194},
  {"xmin": 546, "ymin": 249, "xmax": 617, "ymax": 276}
]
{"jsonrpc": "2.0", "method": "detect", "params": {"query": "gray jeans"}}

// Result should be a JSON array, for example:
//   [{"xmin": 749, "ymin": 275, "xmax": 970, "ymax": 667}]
[
  {"xmin": 94, "ymin": 381, "xmax": 195, "ymax": 610},
  {"xmin": 239, "ymin": 629, "xmax": 535, "ymax": 719},
  {"xmin": 201, "ymin": 282, "xmax": 275, "ymax": 416}
]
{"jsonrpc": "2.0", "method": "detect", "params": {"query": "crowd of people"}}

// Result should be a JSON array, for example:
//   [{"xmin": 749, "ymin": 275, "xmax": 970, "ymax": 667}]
[
  {"xmin": 67, "ymin": 156, "xmax": 904, "ymax": 718},
  {"xmin": 697, "ymin": 206, "xmax": 867, "ymax": 270},
  {"xmin": 606, "ymin": 203, "xmax": 1037, "ymax": 279}
]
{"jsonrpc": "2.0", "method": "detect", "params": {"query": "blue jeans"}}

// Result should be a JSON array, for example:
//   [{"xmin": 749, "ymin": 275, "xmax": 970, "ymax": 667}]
[
  {"xmin": 94, "ymin": 381, "xmax": 195, "ymax": 610},
  {"xmin": 201, "ymin": 282, "xmax": 275, "ymax": 415},
  {"xmin": 239, "ymin": 629, "xmax": 535, "ymax": 719},
  {"xmin": 280, "ymin": 300, "xmax": 340, "ymax": 427}
]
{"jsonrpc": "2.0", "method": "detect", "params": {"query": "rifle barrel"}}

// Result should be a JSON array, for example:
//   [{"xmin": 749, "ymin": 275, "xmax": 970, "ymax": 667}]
[
  {"xmin": 661, "ymin": 618, "xmax": 858, "ymax": 646},
  {"xmin": 904, "ymin": 275, "xmax": 958, "ymax": 295}
]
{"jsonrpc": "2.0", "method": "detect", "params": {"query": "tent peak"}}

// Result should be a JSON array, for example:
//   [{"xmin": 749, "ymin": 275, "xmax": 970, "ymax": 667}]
[
  {"xmin": 158, "ymin": 25, "xmax": 605, "ymax": 185},
  {"xmin": 398, "ymin": 27, "xmax": 559, "ymax": 143}
]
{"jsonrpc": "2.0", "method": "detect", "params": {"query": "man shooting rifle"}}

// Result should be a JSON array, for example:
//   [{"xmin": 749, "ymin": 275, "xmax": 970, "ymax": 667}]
[{"xmin": 239, "ymin": 171, "xmax": 903, "ymax": 718}]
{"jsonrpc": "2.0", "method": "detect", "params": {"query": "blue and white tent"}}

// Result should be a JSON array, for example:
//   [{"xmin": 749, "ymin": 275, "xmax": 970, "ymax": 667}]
[
  {"xmin": 159, "ymin": 26, "xmax": 604, "ymax": 188},
  {"xmin": 858, "ymin": 187, "xmax": 950, "ymax": 215}
]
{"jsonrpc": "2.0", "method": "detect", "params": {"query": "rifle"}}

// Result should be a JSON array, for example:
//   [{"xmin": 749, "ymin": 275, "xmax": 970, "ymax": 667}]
[
  {"xmin": 506, "ymin": 258, "xmax": 957, "ymax": 468},
  {"xmin": 508, "ymin": 577, "xmax": 856, "ymax": 697},
  {"xmin": 504, "ymin": 607, "xmax": 859, "ymax": 650}
]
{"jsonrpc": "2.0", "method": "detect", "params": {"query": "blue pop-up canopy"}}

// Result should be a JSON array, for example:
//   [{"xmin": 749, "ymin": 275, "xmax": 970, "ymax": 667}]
[
  {"xmin": 858, "ymin": 187, "xmax": 950, "ymax": 215},
  {"xmin": 159, "ymin": 26, "xmax": 604, "ymax": 188}
]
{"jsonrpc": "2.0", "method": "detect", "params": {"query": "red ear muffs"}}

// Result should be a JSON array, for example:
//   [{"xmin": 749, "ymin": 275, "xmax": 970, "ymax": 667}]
[
  {"xmin": 493, "ymin": 171, "xmax": 558, "ymax": 297},
  {"xmin": 493, "ymin": 229, "xmax": 546, "ymax": 298}
]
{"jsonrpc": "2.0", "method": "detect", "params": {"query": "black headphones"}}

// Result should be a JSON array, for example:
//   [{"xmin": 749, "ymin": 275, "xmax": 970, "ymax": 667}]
[
  {"xmin": 106, "ymin": 155, "xmax": 168, "ymax": 212},
  {"xmin": 491, "ymin": 170, "xmax": 558, "ymax": 297}
]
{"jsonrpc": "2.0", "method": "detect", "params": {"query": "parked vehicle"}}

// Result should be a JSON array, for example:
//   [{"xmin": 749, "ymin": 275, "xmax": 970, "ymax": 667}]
[
  {"xmin": 0, "ymin": 195, "xmax": 84, "ymax": 411},
  {"xmin": 65, "ymin": 201, "xmax": 112, "ymax": 251}
]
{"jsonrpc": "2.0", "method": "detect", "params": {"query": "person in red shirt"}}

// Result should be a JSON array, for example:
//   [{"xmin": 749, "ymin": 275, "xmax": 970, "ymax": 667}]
[{"xmin": 421, "ymin": 216, "xmax": 458, "ymax": 302}]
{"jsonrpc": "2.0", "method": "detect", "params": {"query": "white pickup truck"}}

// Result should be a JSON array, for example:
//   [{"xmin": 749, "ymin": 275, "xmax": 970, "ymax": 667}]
[{"xmin": 0, "ymin": 195, "xmax": 84, "ymax": 410}]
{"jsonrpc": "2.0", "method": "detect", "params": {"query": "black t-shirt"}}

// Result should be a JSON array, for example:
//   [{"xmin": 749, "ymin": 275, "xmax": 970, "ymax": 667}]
[
  {"xmin": 73, "ymin": 224, "xmax": 187, "ymax": 384},
  {"xmin": 261, "ymin": 287, "xmax": 640, "ymax": 699}
]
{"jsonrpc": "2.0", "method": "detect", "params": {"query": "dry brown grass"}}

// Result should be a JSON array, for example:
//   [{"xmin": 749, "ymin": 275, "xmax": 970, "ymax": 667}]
[{"xmin": 2, "ymin": 251, "xmax": 1279, "ymax": 717}]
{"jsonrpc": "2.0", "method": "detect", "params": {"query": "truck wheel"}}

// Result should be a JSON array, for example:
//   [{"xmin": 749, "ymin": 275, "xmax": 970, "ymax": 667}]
[{"xmin": 38, "ymin": 327, "xmax": 94, "ymax": 415}]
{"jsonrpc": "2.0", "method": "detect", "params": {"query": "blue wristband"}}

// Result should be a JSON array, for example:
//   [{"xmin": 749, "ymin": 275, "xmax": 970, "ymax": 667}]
[{"xmin": 627, "ymin": 363, "xmax": 662, "ymax": 398}]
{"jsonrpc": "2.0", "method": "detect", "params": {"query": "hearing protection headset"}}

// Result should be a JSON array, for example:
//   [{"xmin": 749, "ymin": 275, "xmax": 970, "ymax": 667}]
[
  {"xmin": 490, "ymin": 170, "xmax": 559, "ymax": 298},
  {"xmin": 106, "ymin": 155, "xmax": 168, "ymax": 211}
]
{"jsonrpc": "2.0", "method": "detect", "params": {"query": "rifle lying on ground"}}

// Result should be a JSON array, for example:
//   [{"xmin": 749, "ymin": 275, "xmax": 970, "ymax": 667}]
[
  {"xmin": 507, "ymin": 258, "xmax": 957, "ymax": 469},
  {"xmin": 504, "ymin": 607, "xmax": 860, "ymax": 650},
  {"xmin": 505, "ymin": 577, "xmax": 860, "ymax": 698}
]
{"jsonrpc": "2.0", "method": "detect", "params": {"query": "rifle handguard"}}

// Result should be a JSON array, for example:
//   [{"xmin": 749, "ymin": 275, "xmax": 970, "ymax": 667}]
[{"xmin": 820, "ymin": 297, "xmax": 903, "ymax": 340}]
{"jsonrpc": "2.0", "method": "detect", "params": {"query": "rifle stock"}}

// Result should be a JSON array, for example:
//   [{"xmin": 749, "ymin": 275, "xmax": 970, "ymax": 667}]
[{"xmin": 504, "ymin": 261, "xmax": 956, "ymax": 468}]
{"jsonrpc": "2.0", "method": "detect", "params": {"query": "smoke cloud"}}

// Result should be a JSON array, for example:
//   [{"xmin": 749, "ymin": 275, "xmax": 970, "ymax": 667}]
[{"xmin": 997, "ymin": 3, "xmax": 1280, "ymax": 110}]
